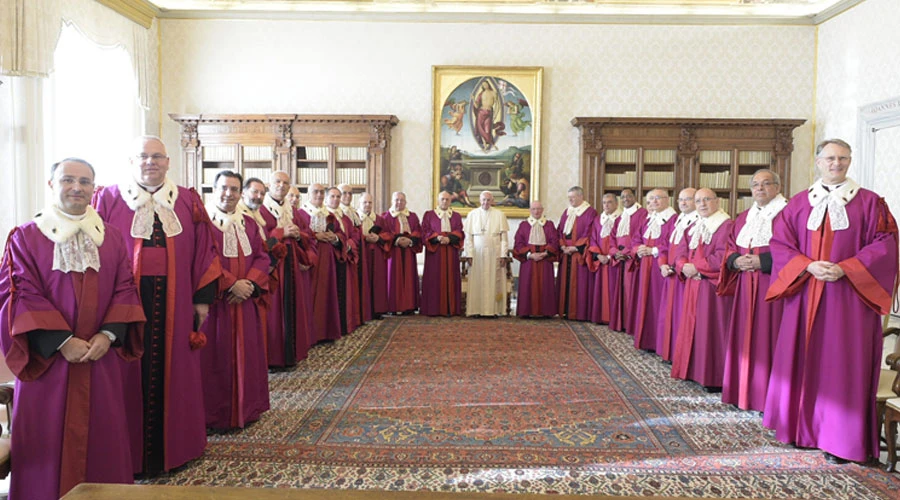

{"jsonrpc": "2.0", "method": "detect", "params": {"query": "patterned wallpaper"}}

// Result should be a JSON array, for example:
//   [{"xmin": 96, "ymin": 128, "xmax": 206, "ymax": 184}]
[
  {"xmin": 159, "ymin": 20, "xmax": 815, "ymax": 220},
  {"xmin": 817, "ymin": 0, "xmax": 900, "ymax": 214}
]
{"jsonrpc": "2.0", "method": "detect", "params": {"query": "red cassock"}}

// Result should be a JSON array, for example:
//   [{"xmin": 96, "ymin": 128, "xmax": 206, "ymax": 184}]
[
  {"xmin": 344, "ymin": 209, "xmax": 372, "ymax": 323},
  {"xmin": 0, "ymin": 222, "xmax": 145, "ymax": 500},
  {"xmin": 360, "ymin": 212, "xmax": 392, "ymax": 317},
  {"xmin": 297, "ymin": 208, "xmax": 348, "ymax": 341},
  {"xmin": 94, "ymin": 185, "xmax": 221, "ymax": 474},
  {"xmin": 556, "ymin": 207, "xmax": 597, "ymax": 321},
  {"xmin": 381, "ymin": 211, "xmax": 423, "ymax": 314},
  {"xmin": 671, "ymin": 216, "xmax": 733, "ymax": 388},
  {"xmin": 201, "ymin": 213, "xmax": 271, "ymax": 430},
  {"xmin": 586, "ymin": 215, "xmax": 619, "ymax": 325},
  {"xmin": 764, "ymin": 186, "xmax": 898, "ymax": 462},
  {"xmin": 513, "ymin": 220, "xmax": 559, "ymax": 317},
  {"xmin": 338, "ymin": 212, "xmax": 362, "ymax": 334},
  {"xmin": 630, "ymin": 213, "xmax": 677, "ymax": 351},
  {"xmin": 655, "ymin": 217, "xmax": 697, "ymax": 361},
  {"xmin": 717, "ymin": 207, "xmax": 785, "ymax": 412},
  {"xmin": 611, "ymin": 206, "xmax": 648, "ymax": 335},
  {"xmin": 259, "ymin": 204, "xmax": 316, "ymax": 367},
  {"xmin": 420, "ymin": 210, "xmax": 465, "ymax": 316}
]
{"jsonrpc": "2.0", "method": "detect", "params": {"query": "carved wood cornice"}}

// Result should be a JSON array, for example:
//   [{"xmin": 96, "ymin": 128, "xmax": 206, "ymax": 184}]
[{"xmin": 677, "ymin": 127, "xmax": 699, "ymax": 157}]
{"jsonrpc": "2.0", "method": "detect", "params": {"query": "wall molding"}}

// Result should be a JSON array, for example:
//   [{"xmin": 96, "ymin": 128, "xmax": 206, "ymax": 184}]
[{"xmin": 856, "ymin": 96, "xmax": 900, "ymax": 190}]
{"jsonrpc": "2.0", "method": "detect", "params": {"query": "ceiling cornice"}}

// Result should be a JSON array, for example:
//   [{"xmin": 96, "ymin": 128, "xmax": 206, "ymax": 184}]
[{"xmin": 95, "ymin": 0, "xmax": 160, "ymax": 28}]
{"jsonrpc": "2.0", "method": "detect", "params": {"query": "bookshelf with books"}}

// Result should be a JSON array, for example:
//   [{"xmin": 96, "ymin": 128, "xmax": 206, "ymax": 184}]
[
  {"xmin": 571, "ymin": 117, "xmax": 804, "ymax": 216},
  {"xmin": 170, "ymin": 114, "xmax": 398, "ymax": 213}
]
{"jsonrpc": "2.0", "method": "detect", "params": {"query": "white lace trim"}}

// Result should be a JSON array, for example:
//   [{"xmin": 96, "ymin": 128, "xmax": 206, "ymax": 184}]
[
  {"xmin": 736, "ymin": 194, "xmax": 787, "ymax": 249},
  {"xmin": 34, "ymin": 205, "xmax": 105, "ymax": 273},
  {"xmin": 670, "ymin": 211, "xmax": 699, "ymax": 245},
  {"xmin": 237, "ymin": 200, "xmax": 267, "ymax": 235},
  {"xmin": 563, "ymin": 201, "xmax": 591, "ymax": 235},
  {"xmin": 326, "ymin": 207, "xmax": 346, "ymax": 233},
  {"xmin": 341, "ymin": 203, "xmax": 361, "ymax": 226},
  {"xmin": 359, "ymin": 210, "xmax": 377, "ymax": 234},
  {"xmin": 600, "ymin": 212, "xmax": 619, "ymax": 239},
  {"xmin": 206, "ymin": 204, "xmax": 252, "ymax": 258},
  {"xmin": 806, "ymin": 178, "xmax": 859, "ymax": 232},
  {"xmin": 303, "ymin": 202, "xmax": 330, "ymax": 233},
  {"xmin": 434, "ymin": 208, "xmax": 454, "ymax": 233},
  {"xmin": 642, "ymin": 206, "xmax": 676, "ymax": 240},
  {"xmin": 263, "ymin": 194, "xmax": 294, "ymax": 229},
  {"xmin": 616, "ymin": 203, "xmax": 641, "ymax": 238},
  {"xmin": 688, "ymin": 209, "xmax": 730, "ymax": 249},
  {"xmin": 120, "ymin": 177, "xmax": 183, "ymax": 240},
  {"xmin": 527, "ymin": 220, "xmax": 547, "ymax": 246}
]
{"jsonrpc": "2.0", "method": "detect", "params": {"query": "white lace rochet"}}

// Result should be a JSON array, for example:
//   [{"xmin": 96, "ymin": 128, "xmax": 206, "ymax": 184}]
[
  {"xmin": 206, "ymin": 204, "xmax": 252, "ymax": 258},
  {"xmin": 735, "ymin": 194, "xmax": 787, "ymax": 249},
  {"xmin": 35, "ymin": 205, "xmax": 105, "ymax": 273},
  {"xmin": 121, "ymin": 177, "xmax": 183, "ymax": 240},
  {"xmin": 806, "ymin": 179, "xmax": 859, "ymax": 232}
]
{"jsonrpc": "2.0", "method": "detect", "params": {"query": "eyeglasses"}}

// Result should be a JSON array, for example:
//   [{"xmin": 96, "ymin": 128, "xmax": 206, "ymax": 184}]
[
  {"xmin": 695, "ymin": 197, "xmax": 716, "ymax": 203},
  {"xmin": 818, "ymin": 155, "xmax": 851, "ymax": 163},
  {"xmin": 135, "ymin": 153, "xmax": 168, "ymax": 162},
  {"xmin": 58, "ymin": 177, "xmax": 94, "ymax": 187},
  {"xmin": 647, "ymin": 195, "xmax": 668, "ymax": 201},
  {"xmin": 750, "ymin": 180, "xmax": 778, "ymax": 189}
]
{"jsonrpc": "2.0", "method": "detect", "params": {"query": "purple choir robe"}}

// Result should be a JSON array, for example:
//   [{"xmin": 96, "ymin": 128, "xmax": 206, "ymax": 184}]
[
  {"xmin": 93, "ymin": 185, "xmax": 221, "ymax": 473},
  {"xmin": 381, "ymin": 211, "xmax": 423, "ymax": 313},
  {"xmin": 201, "ymin": 213, "xmax": 271, "ymax": 429},
  {"xmin": 344, "ymin": 208, "xmax": 372, "ymax": 323},
  {"xmin": 513, "ymin": 220, "xmax": 559, "ymax": 317},
  {"xmin": 764, "ymin": 187, "xmax": 898, "ymax": 462},
  {"xmin": 259, "ymin": 204, "xmax": 316, "ymax": 367},
  {"xmin": 0, "ymin": 222, "xmax": 145, "ymax": 500},
  {"xmin": 420, "ymin": 210, "xmax": 465, "ymax": 316},
  {"xmin": 360, "ymin": 212, "xmax": 391, "ymax": 316},
  {"xmin": 588, "ymin": 215, "xmax": 621, "ymax": 326},
  {"xmin": 297, "ymin": 209, "xmax": 348, "ymax": 342},
  {"xmin": 612, "ymin": 207, "xmax": 648, "ymax": 334},
  {"xmin": 717, "ymin": 208, "xmax": 785, "ymax": 412},
  {"xmin": 655, "ymin": 221, "xmax": 695, "ymax": 361},
  {"xmin": 671, "ymin": 218, "xmax": 733, "ymax": 388},
  {"xmin": 339, "ymin": 211, "xmax": 362, "ymax": 334},
  {"xmin": 631, "ymin": 214, "xmax": 677, "ymax": 351},
  {"xmin": 556, "ymin": 207, "xmax": 597, "ymax": 321}
]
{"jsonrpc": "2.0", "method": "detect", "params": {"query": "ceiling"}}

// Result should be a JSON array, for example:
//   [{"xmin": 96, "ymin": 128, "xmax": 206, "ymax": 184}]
[{"xmin": 122, "ymin": 0, "xmax": 865, "ymax": 25}]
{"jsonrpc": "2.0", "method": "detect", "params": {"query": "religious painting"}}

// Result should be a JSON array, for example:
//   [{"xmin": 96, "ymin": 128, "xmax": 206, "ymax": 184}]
[{"xmin": 432, "ymin": 66, "xmax": 543, "ymax": 217}]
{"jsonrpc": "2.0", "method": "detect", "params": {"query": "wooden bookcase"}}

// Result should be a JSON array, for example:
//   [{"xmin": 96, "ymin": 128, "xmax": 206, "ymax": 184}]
[
  {"xmin": 570, "ymin": 118, "xmax": 805, "ymax": 216},
  {"xmin": 170, "ymin": 114, "xmax": 399, "ymax": 212}
]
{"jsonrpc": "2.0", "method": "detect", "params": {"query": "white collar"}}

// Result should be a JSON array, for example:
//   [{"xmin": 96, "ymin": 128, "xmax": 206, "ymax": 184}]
[
  {"xmin": 34, "ymin": 205, "xmax": 105, "ymax": 273},
  {"xmin": 736, "ymin": 194, "xmax": 787, "ymax": 248},
  {"xmin": 806, "ymin": 178, "xmax": 860, "ymax": 232},
  {"xmin": 119, "ymin": 177, "xmax": 183, "ymax": 239},
  {"xmin": 670, "ymin": 211, "xmax": 700, "ymax": 245},
  {"xmin": 206, "ymin": 203, "xmax": 252, "ymax": 257},
  {"xmin": 563, "ymin": 201, "xmax": 591, "ymax": 235},
  {"xmin": 302, "ymin": 201, "xmax": 328, "ymax": 218},
  {"xmin": 616, "ymin": 203, "xmax": 641, "ymax": 238},
  {"xmin": 435, "ymin": 207, "xmax": 454, "ymax": 219},
  {"xmin": 390, "ymin": 207, "xmax": 410, "ymax": 218},
  {"xmin": 237, "ymin": 199, "xmax": 267, "ymax": 234},
  {"xmin": 600, "ymin": 211, "xmax": 619, "ymax": 238},
  {"xmin": 643, "ymin": 206, "xmax": 676, "ymax": 240},
  {"xmin": 527, "ymin": 216, "xmax": 547, "ymax": 226},
  {"xmin": 689, "ymin": 209, "xmax": 730, "ymax": 249},
  {"xmin": 263, "ymin": 193, "xmax": 295, "ymax": 228}
]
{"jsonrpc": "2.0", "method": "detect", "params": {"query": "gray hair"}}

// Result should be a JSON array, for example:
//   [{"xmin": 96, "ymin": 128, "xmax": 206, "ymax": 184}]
[
  {"xmin": 816, "ymin": 138, "xmax": 852, "ymax": 156},
  {"xmin": 751, "ymin": 168, "xmax": 781, "ymax": 186}
]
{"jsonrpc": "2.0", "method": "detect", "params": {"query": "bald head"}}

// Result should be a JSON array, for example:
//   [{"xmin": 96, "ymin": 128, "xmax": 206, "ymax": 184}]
[
  {"xmin": 694, "ymin": 188, "xmax": 719, "ymax": 217},
  {"xmin": 646, "ymin": 189, "xmax": 670, "ymax": 212},
  {"xmin": 269, "ymin": 171, "xmax": 291, "ymax": 201},
  {"xmin": 308, "ymin": 182, "xmax": 326, "ymax": 207},
  {"xmin": 130, "ymin": 135, "xmax": 170, "ymax": 186},
  {"xmin": 358, "ymin": 192, "xmax": 373, "ymax": 214},
  {"xmin": 529, "ymin": 200, "xmax": 544, "ymax": 219},
  {"xmin": 677, "ymin": 188, "xmax": 696, "ymax": 214}
]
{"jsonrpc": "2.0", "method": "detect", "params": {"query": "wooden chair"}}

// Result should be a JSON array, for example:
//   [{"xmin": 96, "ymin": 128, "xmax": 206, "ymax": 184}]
[
  {"xmin": 883, "ymin": 351, "xmax": 900, "ymax": 471},
  {"xmin": 0, "ymin": 382, "xmax": 13, "ymax": 479}
]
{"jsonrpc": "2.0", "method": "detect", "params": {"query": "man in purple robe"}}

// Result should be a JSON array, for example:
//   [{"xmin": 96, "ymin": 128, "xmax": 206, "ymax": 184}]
[
  {"xmin": 557, "ymin": 186, "xmax": 597, "ymax": 321},
  {"xmin": 717, "ymin": 169, "xmax": 786, "ymax": 412},
  {"xmin": 326, "ymin": 186, "xmax": 361, "ymax": 334},
  {"xmin": 587, "ymin": 193, "xmax": 619, "ymax": 325},
  {"xmin": 259, "ymin": 172, "xmax": 316, "ymax": 366},
  {"xmin": 611, "ymin": 188, "xmax": 648, "ymax": 334},
  {"xmin": 340, "ymin": 183, "xmax": 372, "ymax": 323},
  {"xmin": 671, "ymin": 188, "xmax": 732, "ymax": 390},
  {"xmin": 382, "ymin": 191, "xmax": 423, "ymax": 315},
  {"xmin": 299, "ymin": 184, "xmax": 348, "ymax": 341},
  {"xmin": 420, "ymin": 191, "xmax": 465, "ymax": 316},
  {"xmin": 513, "ymin": 200, "xmax": 559, "ymax": 317},
  {"xmin": 358, "ymin": 193, "xmax": 391, "ymax": 318},
  {"xmin": 0, "ymin": 159, "xmax": 146, "ymax": 500},
  {"xmin": 93, "ymin": 137, "xmax": 221, "ymax": 475},
  {"xmin": 202, "ymin": 171, "xmax": 270, "ymax": 430},
  {"xmin": 764, "ymin": 139, "xmax": 898, "ymax": 464},
  {"xmin": 631, "ymin": 189, "xmax": 677, "ymax": 351},
  {"xmin": 656, "ymin": 188, "xmax": 698, "ymax": 361}
]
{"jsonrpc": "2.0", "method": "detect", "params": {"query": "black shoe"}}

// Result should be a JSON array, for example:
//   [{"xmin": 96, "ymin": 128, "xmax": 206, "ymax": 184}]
[
  {"xmin": 701, "ymin": 385, "xmax": 722, "ymax": 393},
  {"xmin": 823, "ymin": 452, "xmax": 848, "ymax": 465}
]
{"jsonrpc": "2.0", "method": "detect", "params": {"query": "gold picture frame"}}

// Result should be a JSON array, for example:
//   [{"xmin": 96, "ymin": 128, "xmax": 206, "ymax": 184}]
[{"xmin": 432, "ymin": 66, "xmax": 543, "ymax": 217}]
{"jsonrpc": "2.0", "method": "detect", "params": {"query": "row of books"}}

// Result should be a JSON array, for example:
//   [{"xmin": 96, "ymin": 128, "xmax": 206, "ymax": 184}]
[
  {"xmin": 301, "ymin": 146, "xmax": 330, "ymax": 161},
  {"xmin": 296, "ymin": 167, "xmax": 330, "ymax": 185},
  {"xmin": 335, "ymin": 168, "xmax": 367, "ymax": 186},
  {"xmin": 737, "ymin": 196, "xmax": 755, "ymax": 212},
  {"xmin": 643, "ymin": 149, "xmax": 676, "ymax": 164},
  {"xmin": 605, "ymin": 171, "xmax": 637, "ymax": 186},
  {"xmin": 699, "ymin": 150, "xmax": 733, "ymax": 165},
  {"xmin": 202, "ymin": 145, "xmax": 236, "ymax": 162},
  {"xmin": 243, "ymin": 146, "xmax": 272, "ymax": 162},
  {"xmin": 698, "ymin": 171, "xmax": 732, "ymax": 189},
  {"xmin": 642, "ymin": 171, "xmax": 675, "ymax": 187},
  {"xmin": 336, "ymin": 147, "xmax": 367, "ymax": 161},
  {"xmin": 738, "ymin": 150, "xmax": 772, "ymax": 165}
]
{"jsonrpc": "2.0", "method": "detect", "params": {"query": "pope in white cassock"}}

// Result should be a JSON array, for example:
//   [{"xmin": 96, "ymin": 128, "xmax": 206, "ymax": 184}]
[{"xmin": 463, "ymin": 191, "xmax": 510, "ymax": 316}]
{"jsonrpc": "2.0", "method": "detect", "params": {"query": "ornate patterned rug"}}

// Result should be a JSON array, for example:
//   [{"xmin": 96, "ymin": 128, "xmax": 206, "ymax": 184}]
[{"xmin": 149, "ymin": 317, "xmax": 900, "ymax": 498}]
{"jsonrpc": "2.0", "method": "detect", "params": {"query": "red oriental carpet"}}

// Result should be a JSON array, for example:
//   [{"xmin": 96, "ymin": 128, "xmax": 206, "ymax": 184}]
[{"xmin": 148, "ymin": 317, "xmax": 900, "ymax": 498}]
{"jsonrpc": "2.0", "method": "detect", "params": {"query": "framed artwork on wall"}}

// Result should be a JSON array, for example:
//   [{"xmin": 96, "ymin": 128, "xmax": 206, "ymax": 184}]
[{"xmin": 432, "ymin": 65, "xmax": 543, "ymax": 217}]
